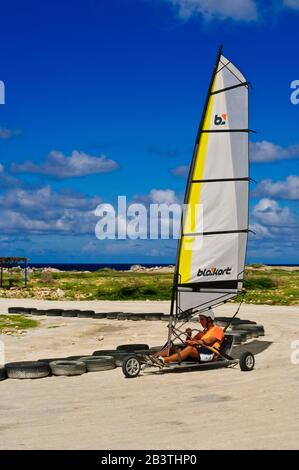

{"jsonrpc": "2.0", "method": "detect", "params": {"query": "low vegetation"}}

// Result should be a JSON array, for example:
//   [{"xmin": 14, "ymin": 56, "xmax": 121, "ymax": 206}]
[
  {"xmin": 0, "ymin": 315, "xmax": 39, "ymax": 334},
  {"xmin": 0, "ymin": 266, "xmax": 298, "ymax": 306}
]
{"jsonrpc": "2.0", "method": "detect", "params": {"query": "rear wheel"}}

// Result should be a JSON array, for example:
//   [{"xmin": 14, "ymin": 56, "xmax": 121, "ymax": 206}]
[
  {"xmin": 239, "ymin": 352, "xmax": 255, "ymax": 371},
  {"xmin": 122, "ymin": 355, "xmax": 141, "ymax": 378}
]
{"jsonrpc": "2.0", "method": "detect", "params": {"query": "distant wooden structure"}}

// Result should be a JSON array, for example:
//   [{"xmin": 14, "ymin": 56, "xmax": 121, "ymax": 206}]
[{"xmin": 0, "ymin": 257, "xmax": 29, "ymax": 288}]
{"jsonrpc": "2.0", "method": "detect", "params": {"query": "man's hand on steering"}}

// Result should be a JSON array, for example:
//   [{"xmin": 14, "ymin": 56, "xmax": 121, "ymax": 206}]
[
  {"xmin": 186, "ymin": 339, "xmax": 202, "ymax": 347},
  {"xmin": 185, "ymin": 328, "xmax": 192, "ymax": 339}
]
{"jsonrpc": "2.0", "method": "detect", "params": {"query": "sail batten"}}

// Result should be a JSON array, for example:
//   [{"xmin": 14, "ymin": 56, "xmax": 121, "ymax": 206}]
[{"xmin": 174, "ymin": 50, "xmax": 249, "ymax": 318}]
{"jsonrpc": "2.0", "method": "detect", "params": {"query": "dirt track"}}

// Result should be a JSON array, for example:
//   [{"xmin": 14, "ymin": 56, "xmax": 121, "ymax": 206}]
[{"xmin": 0, "ymin": 299, "xmax": 298, "ymax": 450}]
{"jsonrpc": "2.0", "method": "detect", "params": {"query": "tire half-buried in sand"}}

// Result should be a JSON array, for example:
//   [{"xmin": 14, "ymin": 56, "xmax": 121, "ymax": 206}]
[
  {"xmin": 5, "ymin": 361, "xmax": 50, "ymax": 379},
  {"xmin": 49, "ymin": 360, "xmax": 86, "ymax": 376},
  {"xmin": 78, "ymin": 356, "xmax": 116, "ymax": 372}
]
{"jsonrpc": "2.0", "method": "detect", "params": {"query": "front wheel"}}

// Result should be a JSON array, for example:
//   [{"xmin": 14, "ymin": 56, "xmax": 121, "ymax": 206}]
[
  {"xmin": 239, "ymin": 352, "xmax": 255, "ymax": 371},
  {"xmin": 122, "ymin": 355, "xmax": 141, "ymax": 378}
]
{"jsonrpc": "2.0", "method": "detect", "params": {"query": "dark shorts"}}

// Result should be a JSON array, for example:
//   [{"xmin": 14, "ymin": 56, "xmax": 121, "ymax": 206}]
[{"xmin": 197, "ymin": 346, "xmax": 214, "ymax": 363}]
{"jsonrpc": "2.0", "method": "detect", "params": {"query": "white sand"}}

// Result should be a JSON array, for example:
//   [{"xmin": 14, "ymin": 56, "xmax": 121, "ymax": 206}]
[{"xmin": 0, "ymin": 299, "xmax": 298, "ymax": 450}]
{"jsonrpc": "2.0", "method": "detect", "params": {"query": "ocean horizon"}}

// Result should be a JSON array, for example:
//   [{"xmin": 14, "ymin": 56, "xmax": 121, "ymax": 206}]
[{"xmin": 23, "ymin": 262, "xmax": 299, "ymax": 271}]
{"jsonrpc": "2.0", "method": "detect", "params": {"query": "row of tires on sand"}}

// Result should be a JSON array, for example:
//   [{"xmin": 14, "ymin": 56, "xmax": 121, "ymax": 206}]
[
  {"xmin": 215, "ymin": 317, "xmax": 265, "ymax": 345},
  {"xmin": 7, "ymin": 310, "xmax": 267, "ymax": 336},
  {"xmin": 0, "ymin": 318, "xmax": 265, "ymax": 381},
  {"xmin": 8, "ymin": 307, "xmax": 168, "ymax": 321},
  {"xmin": 0, "ymin": 344, "xmax": 158, "ymax": 381}
]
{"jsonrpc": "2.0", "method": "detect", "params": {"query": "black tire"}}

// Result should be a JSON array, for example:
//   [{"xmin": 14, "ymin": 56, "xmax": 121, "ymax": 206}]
[
  {"xmin": 79, "ymin": 356, "xmax": 116, "ymax": 372},
  {"xmin": 238, "ymin": 324, "xmax": 265, "ymax": 336},
  {"xmin": 130, "ymin": 315, "xmax": 141, "ymax": 321},
  {"xmin": 38, "ymin": 357, "xmax": 65, "ymax": 364},
  {"xmin": 216, "ymin": 321, "xmax": 240, "ymax": 328},
  {"xmin": 92, "ymin": 350, "xmax": 125, "ymax": 367},
  {"xmin": 66, "ymin": 355, "xmax": 89, "ymax": 361},
  {"xmin": 93, "ymin": 349, "xmax": 118, "ymax": 356},
  {"xmin": 117, "ymin": 313, "xmax": 128, "ymax": 320},
  {"xmin": 46, "ymin": 309, "xmax": 62, "ymax": 316},
  {"xmin": 232, "ymin": 325, "xmax": 260, "ymax": 338},
  {"xmin": 215, "ymin": 317, "xmax": 240, "ymax": 326},
  {"xmin": 216, "ymin": 316, "xmax": 240, "ymax": 322},
  {"xmin": 0, "ymin": 366, "xmax": 7, "ymax": 381},
  {"xmin": 122, "ymin": 355, "xmax": 141, "ymax": 378},
  {"xmin": 145, "ymin": 313, "xmax": 162, "ymax": 321},
  {"xmin": 92, "ymin": 349, "xmax": 148, "ymax": 367},
  {"xmin": 77, "ymin": 311, "xmax": 95, "ymax": 318},
  {"xmin": 34, "ymin": 309, "xmax": 47, "ymax": 316},
  {"xmin": 8, "ymin": 307, "xmax": 23, "ymax": 314},
  {"xmin": 239, "ymin": 352, "xmax": 255, "ymax": 371},
  {"xmin": 29, "ymin": 309, "xmax": 39, "ymax": 315},
  {"xmin": 226, "ymin": 333, "xmax": 242, "ymax": 345},
  {"xmin": 22, "ymin": 308, "xmax": 33, "ymax": 314},
  {"xmin": 94, "ymin": 312, "xmax": 107, "ymax": 319},
  {"xmin": 239, "ymin": 329, "xmax": 253, "ymax": 339},
  {"xmin": 129, "ymin": 313, "xmax": 147, "ymax": 321},
  {"xmin": 117, "ymin": 344, "xmax": 149, "ymax": 351},
  {"xmin": 5, "ymin": 361, "xmax": 50, "ymax": 379},
  {"xmin": 106, "ymin": 312, "xmax": 121, "ymax": 319},
  {"xmin": 8, "ymin": 307, "xmax": 29, "ymax": 315},
  {"xmin": 230, "ymin": 329, "xmax": 249, "ymax": 341},
  {"xmin": 61, "ymin": 310, "xmax": 79, "ymax": 317},
  {"xmin": 237, "ymin": 319, "xmax": 257, "ymax": 325},
  {"xmin": 49, "ymin": 360, "xmax": 86, "ymax": 376}
]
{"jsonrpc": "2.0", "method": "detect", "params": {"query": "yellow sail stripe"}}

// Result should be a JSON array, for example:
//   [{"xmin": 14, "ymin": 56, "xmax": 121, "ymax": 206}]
[{"xmin": 179, "ymin": 81, "xmax": 216, "ymax": 284}]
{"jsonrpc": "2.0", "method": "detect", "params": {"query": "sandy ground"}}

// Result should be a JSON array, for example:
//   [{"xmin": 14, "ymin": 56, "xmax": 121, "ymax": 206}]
[{"xmin": 0, "ymin": 299, "xmax": 299, "ymax": 450}]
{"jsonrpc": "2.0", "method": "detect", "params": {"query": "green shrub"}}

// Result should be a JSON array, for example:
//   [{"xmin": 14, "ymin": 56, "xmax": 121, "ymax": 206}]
[{"xmin": 244, "ymin": 277, "xmax": 277, "ymax": 290}]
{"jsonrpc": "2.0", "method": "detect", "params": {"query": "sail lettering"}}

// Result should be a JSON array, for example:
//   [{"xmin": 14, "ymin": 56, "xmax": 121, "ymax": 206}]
[
  {"xmin": 214, "ymin": 113, "xmax": 227, "ymax": 125},
  {"xmin": 197, "ymin": 266, "xmax": 232, "ymax": 277}
]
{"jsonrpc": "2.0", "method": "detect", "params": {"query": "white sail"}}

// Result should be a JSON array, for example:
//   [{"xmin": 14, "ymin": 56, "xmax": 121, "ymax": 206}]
[{"xmin": 176, "ymin": 51, "xmax": 249, "ymax": 316}]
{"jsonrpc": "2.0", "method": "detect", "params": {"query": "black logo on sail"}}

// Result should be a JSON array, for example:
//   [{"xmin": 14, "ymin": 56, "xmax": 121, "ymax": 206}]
[
  {"xmin": 214, "ymin": 113, "xmax": 227, "ymax": 126},
  {"xmin": 197, "ymin": 266, "xmax": 232, "ymax": 277}
]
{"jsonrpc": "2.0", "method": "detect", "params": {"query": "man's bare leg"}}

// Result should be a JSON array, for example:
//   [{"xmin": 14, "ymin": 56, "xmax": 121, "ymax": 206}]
[
  {"xmin": 154, "ymin": 346, "xmax": 178, "ymax": 358},
  {"xmin": 163, "ymin": 346, "xmax": 199, "ymax": 363}
]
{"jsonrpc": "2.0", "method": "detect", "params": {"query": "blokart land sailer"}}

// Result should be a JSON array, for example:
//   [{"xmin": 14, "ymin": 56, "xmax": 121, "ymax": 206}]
[{"xmin": 122, "ymin": 46, "xmax": 255, "ymax": 378}]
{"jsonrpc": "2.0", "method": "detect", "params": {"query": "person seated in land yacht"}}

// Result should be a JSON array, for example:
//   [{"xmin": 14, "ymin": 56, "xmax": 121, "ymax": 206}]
[{"xmin": 151, "ymin": 311, "xmax": 224, "ymax": 366}]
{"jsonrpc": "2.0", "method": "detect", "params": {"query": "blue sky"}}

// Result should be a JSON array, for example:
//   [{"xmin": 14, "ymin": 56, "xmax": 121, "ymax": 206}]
[{"xmin": 0, "ymin": 0, "xmax": 299, "ymax": 264}]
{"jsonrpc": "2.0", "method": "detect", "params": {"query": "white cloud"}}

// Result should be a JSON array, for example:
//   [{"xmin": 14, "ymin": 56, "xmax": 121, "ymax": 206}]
[
  {"xmin": 252, "ymin": 198, "xmax": 296, "ymax": 227},
  {"xmin": 163, "ymin": 0, "xmax": 258, "ymax": 21},
  {"xmin": 283, "ymin": 0, "xmax": 299, "ymax": 10},
  {"xmin": 250, "ymin": 141, "xmax": 299, "ymax": 163},
  {"xmin": 12, "ymin": 150, "xmax": 118, "ymax": 179},
  {"xmin": 0, "ymin": 185, "xmax": 101, "ymax": 234},
  {"xmin": 249, "ymin": 223, "xmax": 272, "ymax": 239},
  {"xmin": 171, "ymin": 165, "xmax": 189, "ymax": 177},
  {"xmin": 253, "ymin": 175, "xmax": 299, "ymax": 200},
  {"xmin": 149, "ymin": 188, "xmax": 178, "ymax": 204},
  {"xmin": 248, "ymin": 198, "xmax": 299, "ymax": 264},
  {"xmin": 0, "ymin": 163, "xmax": 20, "ymax": 188}
]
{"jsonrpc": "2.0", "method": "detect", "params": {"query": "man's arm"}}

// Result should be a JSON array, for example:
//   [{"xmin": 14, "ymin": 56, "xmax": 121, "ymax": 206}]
[
  {"xmin": 192, "ymin": 331, "xmax": 204, "ymax": 341},
  {"xmin": 186, "ymin": 334, "xmax": 218, "ymax": 347}
]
